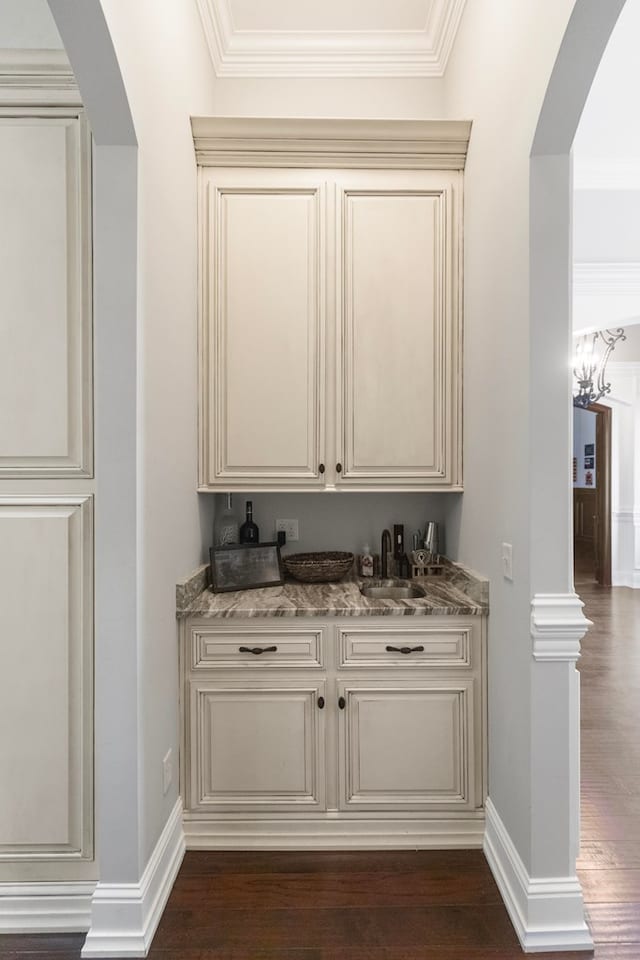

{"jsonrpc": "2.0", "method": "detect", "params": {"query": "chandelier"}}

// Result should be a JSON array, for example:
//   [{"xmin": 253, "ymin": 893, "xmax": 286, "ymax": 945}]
[{"xmin": 572, "ymin": 328, "xmax": 626, "ymax": 408}]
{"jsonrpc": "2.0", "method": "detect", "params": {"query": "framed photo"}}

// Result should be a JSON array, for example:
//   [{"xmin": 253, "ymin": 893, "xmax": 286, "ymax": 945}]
[
  {"xmin": 585, "ymin": 443, "xmax": 594, "ymax": 457},
  {"xmin": 584, "ymin": 456, "xmax": 594, "ymax": 469},
  {"xmin": 210, "ymin": 542, "xmax": 284, "ymax": 593}
]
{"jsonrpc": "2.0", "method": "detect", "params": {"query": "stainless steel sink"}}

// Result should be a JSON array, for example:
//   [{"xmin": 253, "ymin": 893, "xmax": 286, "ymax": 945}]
[{"xmin": 359, "ymin": 580, "xmax": 426, "ymax": 600}]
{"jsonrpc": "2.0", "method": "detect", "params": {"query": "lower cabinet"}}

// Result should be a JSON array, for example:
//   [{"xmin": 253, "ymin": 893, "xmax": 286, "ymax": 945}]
[{"xmin": 180, "ymin": 617, "xmax": 487, "ymax": 848}]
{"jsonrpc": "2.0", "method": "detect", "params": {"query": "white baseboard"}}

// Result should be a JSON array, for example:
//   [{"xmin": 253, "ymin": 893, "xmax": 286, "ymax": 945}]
[
  {"xmin": 0, "ymin": 881, "xmax": 95, "ymax": 933},
  {"xmin": 184, "ymin": 813, "xmax": 485, "ymax": 849},
  {"xmin": 484, "ymin": 798, "xmax": 592, "ymax": 952},
  {"xmin": 81, "ymin": 799, "xmax": 185, "ymax": 958},
  {"xmin": 612, "ymin": 568, "xmax": 640, "ymax": 589}
]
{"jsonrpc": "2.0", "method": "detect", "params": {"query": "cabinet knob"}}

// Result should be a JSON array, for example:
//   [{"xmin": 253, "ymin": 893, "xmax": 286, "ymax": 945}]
[
  {"xmin": 319, "ymin": 463, "xmax": 325, "ymax": 474},
  {"xmin": 336, "ymin": 462, "xmax": 342, "ymax": 474},
  {"xmin": 318, "ymin": 696, "xmax": 325, "ymax": 709},
  {"xmin": 238, "ymin": 645, "xmax": 278, "ymax": 655},
  {"xmin": 385, "ymin": 645, "xmax": 425, "ymax": 655},
  {"xmin": 338, "ymin": 696, "xmax": 346, "ymax": 710}
]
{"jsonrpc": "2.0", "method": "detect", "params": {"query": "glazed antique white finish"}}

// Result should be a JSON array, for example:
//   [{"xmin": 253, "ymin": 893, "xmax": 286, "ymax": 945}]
[
  {"xmin": 0, "ymin": 65, "xmax": 95, "ymax": 889},
  {"xmin": 180, "ymin": 612, "xmax": 486, "ymax": 847},
  {"xmin": 0, "ymin": 499, "xmax": 93, "ymax": 865},
  {"xmin": 196, "ymin": 118, "xmax": 467, "ymax": 492},
  {"xmin": 0, "ymin": 105, "xmax": 92, "ymax": 478}
]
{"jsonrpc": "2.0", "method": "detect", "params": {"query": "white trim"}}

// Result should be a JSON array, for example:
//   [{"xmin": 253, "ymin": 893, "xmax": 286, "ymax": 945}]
[
  {"xmin": 0, "ymin": 49, "xmax": 80, "ymax": 107},
  {"xmin": 0, "ymin": 881, "xmax": 95, "ymax": 933},
  {"xmin": 484, "ymin": 798, "xmax": 593, "ymax": 953},
  {"xmin": 191, "ymin": 116, "xmax": 472, "ymax": 170},
  {"xmin": 573, "ymin": 261, "xmax": 640, "ymax": 297},
  {"xmin": 81, "ymin": 800, "xmax": 185, "ymax": 959},
  {"xmin": 573, "ymin": 156, "xmax": 640, "ymax": 191},
  {"xmin": 184, "ymin": 813, "xmax": 485, "ymax": 849},
  {"xmin": 530, "ymin": 594, "xmax": 592, "ymax": 662},
  {"xmin": 194, "ymin": 0, "xmax": 466, "ymax": 78}
]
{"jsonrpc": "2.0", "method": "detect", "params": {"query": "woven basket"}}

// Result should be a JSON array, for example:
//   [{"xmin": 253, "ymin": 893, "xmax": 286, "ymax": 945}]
[{"xmin": 283, "ymin": 551, "xmax": 354, "ymax": 583}]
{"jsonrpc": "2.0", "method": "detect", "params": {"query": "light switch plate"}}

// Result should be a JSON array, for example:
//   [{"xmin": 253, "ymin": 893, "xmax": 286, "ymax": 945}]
[{"xmin": 502, "ymin": 542, "xmax": 513, "ymax": 581}]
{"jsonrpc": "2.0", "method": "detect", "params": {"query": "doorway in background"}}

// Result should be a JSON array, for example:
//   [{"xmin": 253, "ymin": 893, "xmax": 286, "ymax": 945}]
[{"xmin": 573, "ymin": 402, "xmax": 612, "ymax": 585}]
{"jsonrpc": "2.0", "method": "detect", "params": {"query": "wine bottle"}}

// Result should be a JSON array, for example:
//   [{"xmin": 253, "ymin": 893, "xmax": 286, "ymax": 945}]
[
  {"xmin": 214, "ymin": 493, "xmax": 239, "ymax": 547},
  {"xmin": 239, "ymin": 500, "xmax": 259, "ymax": 544}
]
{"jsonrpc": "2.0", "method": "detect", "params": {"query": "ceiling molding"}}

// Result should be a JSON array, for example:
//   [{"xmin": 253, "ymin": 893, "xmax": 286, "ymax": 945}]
[
  {"xmin": 191, "ymin": 116, "xmax": 472, "ymax": 169},
  {"xmin": 574, "ymin": 261, "xmax": 640, "ymax": 297},
  {"xmin": 0, "ymin": 49, "xmax": 80, "ymax": 107},
  {"xmin": 573, "ymin": 157, "xmax": 640, "ymax": 191},
  {"xmin": 194, "ymin": 0, "xmax": 467, "ymax": 78}
]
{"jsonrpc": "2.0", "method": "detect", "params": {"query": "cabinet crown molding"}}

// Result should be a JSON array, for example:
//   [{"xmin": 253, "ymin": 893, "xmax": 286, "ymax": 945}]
[
  {"xmin": 191, "ymin": 116, "xmax": 472, "ymax": 169},
  {"xmin": 0, "ymin": 49, "xmax": 80, "ymax": 107}
]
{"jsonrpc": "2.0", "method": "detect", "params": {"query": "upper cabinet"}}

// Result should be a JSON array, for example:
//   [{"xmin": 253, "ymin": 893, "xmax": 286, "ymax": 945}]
[{"xmin": 194, "ymin": 118, "xmax": 470, "ymax": 492}]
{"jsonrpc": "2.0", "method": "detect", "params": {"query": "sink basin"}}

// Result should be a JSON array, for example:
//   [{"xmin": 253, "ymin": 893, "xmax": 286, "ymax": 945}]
[{"xmin": 359, "ymin": 580, "xmax": 426, "ymax": 600}]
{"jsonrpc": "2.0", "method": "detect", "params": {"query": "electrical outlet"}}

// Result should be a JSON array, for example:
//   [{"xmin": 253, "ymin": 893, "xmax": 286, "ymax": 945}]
[
  {"xmin": 276, "ymin": 519, "xmax": 299, "ymax": 542},
  {"xmin": 162, "ymin": 749, "xmax": 173, "ymax": 795},
  {"xmin": 502, "ymin": 542, "xmax": 513, "ymax": 582}
]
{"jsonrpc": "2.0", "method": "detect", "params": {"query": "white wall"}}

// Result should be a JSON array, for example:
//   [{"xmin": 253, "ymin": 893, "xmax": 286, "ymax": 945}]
[
  {"xmin": 605, "ymin": 363, "xmax": 640, "ymax": 587},
  {"xmin": 443, "ymin": 0, "xmax": 579, "ymax": 874},
  {"xmin": 0, "ymin": 0, "xmax": 62, "ymax": 48},
  {"xmin": 573, "ymin": 408, "xmax": 596, "ymax": 488}
]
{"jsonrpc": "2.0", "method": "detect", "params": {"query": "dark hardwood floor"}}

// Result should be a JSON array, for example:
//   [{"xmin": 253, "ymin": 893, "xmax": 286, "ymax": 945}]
[{"xmin": 2, "ymin": 581, "xmax": 638, "ymax": 960}]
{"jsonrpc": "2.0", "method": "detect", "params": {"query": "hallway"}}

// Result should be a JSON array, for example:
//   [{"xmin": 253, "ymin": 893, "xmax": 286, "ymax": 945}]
[{"xmin": 2, "ymin": 585, "xmax": 639, "ymax": 958}]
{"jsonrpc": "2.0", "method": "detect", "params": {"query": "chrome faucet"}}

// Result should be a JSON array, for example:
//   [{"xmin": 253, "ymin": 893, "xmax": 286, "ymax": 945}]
[{"xmin": 381, "ymin": 528, "xmax": 392, "ymax": 579}]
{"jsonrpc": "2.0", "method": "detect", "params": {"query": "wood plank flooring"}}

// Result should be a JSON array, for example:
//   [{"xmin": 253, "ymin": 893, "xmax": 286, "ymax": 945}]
[{"xmin": 2, "ymin": 581, "xmax": 638, "ymax": 959}]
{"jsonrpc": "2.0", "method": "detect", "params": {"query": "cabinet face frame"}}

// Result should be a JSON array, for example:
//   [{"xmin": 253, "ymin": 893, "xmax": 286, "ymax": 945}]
[
  {"xmin": 198, "ymin": 168, "xmax": 327, "ymax": 489},
  {"xmin": 0, "ymin": 108, "xmax": 93, "ymax": 479}
]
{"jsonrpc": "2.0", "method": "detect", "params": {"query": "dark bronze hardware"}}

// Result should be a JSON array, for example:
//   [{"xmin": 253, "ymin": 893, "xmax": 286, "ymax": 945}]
[
  {"xmin": 338, "ymin": 696, "xmax": 346, "ymax": 709},
  {"xmin": 319, "ymin": 463, "xmax": 325, "ymax": 474},
  {"xmin": 385, "ymin": 645, "xmax": 425, "ymax": 655},
  {"xmin": 318, "ymin": 696, "xmax": 325, "ymax": 709},
  {"xmin": 238, "ymin": 645, "xmax": 278, "ymax": 655},
  {"xmin": 336, "ymin": 462, "xmax": 342, "ymax": 473}
]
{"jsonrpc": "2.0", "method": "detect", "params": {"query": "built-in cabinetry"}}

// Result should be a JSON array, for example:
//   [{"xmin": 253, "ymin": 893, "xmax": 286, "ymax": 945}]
[
  {"xmin": 0, "ymin": 56, "xmax": 95, "ymax": 881},
  {"xmin": 193, "ymin": 118, "xmax": 470, "ymax": 492},
  {"xmin": 180, "ymin": 616, "xmax": 486, "ymax": 847}
]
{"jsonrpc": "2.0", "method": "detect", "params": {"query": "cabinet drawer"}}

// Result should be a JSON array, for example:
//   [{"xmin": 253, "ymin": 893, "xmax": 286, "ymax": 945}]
[
  {"xmin": 190, "ymin": 624, "xmax": 324, "ymax": 670},
  {"xmin": 338, "ymin": 624, "xmax": 473, "ymax": 668}
]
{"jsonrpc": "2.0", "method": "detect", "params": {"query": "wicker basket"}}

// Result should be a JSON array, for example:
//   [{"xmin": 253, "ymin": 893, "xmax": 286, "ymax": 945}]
[{"xmin": 283, "ymin": 551, "xmax": 354, "ymax": 583}]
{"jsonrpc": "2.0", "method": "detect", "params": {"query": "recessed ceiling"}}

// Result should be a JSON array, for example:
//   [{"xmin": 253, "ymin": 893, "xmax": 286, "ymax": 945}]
[{"xmin": 195, "ymin": 0, "xmax": 466, "ymax": 78}]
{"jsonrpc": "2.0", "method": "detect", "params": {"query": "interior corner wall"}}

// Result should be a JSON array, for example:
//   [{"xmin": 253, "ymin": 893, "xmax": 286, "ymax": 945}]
[
  {"xmin": 442, "ymin": 0, "xmax": 576, "ymax": 872},
  {"xmin": 93, "ymin": 0, "xmax": 218, "ymax": 866}
]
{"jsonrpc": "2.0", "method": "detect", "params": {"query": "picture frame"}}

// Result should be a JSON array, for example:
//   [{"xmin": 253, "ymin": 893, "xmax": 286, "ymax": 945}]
[
  {"xmin": 585, "ymin": 443, "xmax": 594, "ymax": 457},
  {"xmin": 210, "ymin": 542, "xmax": 284, "ymax": 593},
  {"xmin": 584, "ymin": 456, "xmax": 594, "ymax": 469}
]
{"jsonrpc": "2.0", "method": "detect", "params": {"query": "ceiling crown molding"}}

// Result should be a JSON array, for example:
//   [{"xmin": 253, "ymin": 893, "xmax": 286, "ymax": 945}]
[
  {"xmin": 191, "ymin": 116, "xmax": 472, "ymax": 169},
  {"xmin": 0, "ymin": 49, "xmax": 80, "ymax": 107},
  {"xmin": 194, "ymin": 0, "xmax": 467, "ymax": 78}
]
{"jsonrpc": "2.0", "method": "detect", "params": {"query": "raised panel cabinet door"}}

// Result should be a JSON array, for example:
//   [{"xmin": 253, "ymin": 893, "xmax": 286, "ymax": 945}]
[
  {"xmin": 199, "ymin": 169, "xmax": 326, "ymax": 488},
  {"xmin": 337, "ymin": 679, "xmax": 475, "ymax": 811},
  {"xmin": 0, "ymin": 113, "xmax": 92, "ymax": 478},
  {"xmin": 0, "ymin": 498, "xmax": 93, "ymax": 861},
  {"xmin": 336, "ymin": 170, "xmax": 462, "ymax": 489},
  {"xmin": 189, "ymin": 678, "xmax": 326, "ymax": 812}
]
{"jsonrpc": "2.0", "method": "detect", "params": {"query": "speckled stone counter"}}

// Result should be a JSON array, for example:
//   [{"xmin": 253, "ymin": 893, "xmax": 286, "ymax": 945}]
[{"xmin": 176, "ymin": 558, "xmax": 488, "ymax": 619}]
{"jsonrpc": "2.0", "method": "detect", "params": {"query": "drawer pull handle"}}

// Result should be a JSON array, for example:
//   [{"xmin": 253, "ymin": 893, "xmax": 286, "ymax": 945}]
[
  {"xmin": 238, "ymin": 645, "xmax": 278, "ymax": 655},
  {"xmin": 319, "ymin": 463, "xmax": 325, "ymax": 474},
  {"xmin": 336, "ymin": 462, "xmax": 343, "ymax": 473},
  {"xmin": 318, "ymin": 696, "xmax": 325, "ymax": 709},
  {"xmin": 338, "ymin": 696, "xmax": 346, "ymax": 710},
  {"xmin": 385, "ymin": 645, "xmax": 425, "ymax": 655}
]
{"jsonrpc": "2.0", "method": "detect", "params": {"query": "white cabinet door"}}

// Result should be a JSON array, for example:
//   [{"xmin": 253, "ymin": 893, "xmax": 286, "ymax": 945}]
[
  {"xmin": 336, "ymin": 170, "xmax": 462, "ymax": 488},
  {"xmin": 337, "ymin": 678, "xmax": 475, "ymax": 811},
  {"xmin": 199, "ymin": 169, "xmax": 326, "ymax": 488},
  {"xmin": 0, "ymin": 114, "xmax": 92, "ymax": 478},
  {"xmin": 189, "ymin": 678, "xmax": 326, "ymax": 812}
]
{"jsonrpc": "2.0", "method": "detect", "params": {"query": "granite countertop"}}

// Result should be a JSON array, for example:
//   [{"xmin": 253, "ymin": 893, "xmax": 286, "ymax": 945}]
[{"xmin": 176, "ymin": 558, "xmax": 488, "ymax": 619}]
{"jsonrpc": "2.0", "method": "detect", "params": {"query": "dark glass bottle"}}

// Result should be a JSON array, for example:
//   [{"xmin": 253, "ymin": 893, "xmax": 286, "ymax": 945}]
[{"xmin": 239, "ymin": 500, "xmax": 259, "ymax": 544}]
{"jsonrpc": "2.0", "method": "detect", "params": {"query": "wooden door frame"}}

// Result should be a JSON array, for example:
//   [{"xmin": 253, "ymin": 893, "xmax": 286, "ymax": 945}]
[{"xmin": 588, "ymin": 402, "xmax": 612, "ymax": 586}]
